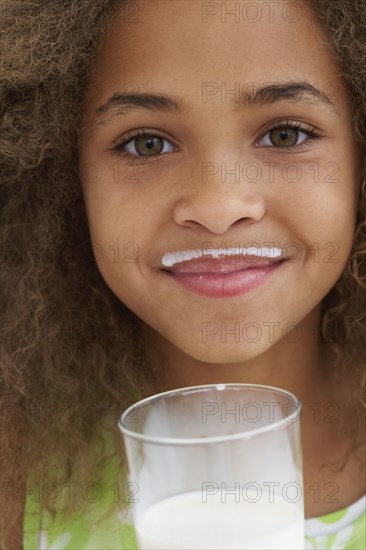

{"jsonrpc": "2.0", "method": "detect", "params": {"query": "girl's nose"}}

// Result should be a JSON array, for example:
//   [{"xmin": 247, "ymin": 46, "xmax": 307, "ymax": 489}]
[{"xmin": 172, "ymin": 182, "xmax": 266, "ymax": 235}]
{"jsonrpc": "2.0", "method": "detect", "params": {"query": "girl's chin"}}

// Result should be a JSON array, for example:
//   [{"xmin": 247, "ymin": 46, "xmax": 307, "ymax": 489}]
[{"xmin": 171, "ymin": 341, "xmax": 270, "ymax": 365}]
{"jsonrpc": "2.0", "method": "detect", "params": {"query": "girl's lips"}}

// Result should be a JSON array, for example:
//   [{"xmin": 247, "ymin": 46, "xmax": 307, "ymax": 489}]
[
  {"xmin": 164, "ymin": 256, "xmax": 284, "ymax": 274},
  {"xmin": 163, "ymin": 260, "xmax": 286, "ymax": 298}
]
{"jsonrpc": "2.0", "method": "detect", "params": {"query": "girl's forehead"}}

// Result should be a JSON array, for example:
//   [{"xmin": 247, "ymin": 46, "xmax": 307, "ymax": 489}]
[
  {"xmin": 89, "ymin": 0, "xmax": 345, "ymax": 104},
  {"xmin": 97, "ymin": 0, "xmax": 340, "ymax": 84}
]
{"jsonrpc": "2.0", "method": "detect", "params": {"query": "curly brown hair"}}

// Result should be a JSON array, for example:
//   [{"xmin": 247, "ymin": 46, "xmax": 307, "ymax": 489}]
[{"xmin": 1, "ymin": 0, "xmax": 365, "ymax": 542}]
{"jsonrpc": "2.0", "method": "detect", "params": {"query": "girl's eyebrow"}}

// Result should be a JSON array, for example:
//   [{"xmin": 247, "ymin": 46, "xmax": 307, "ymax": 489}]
[{"xmin": 94, "ymin": 81, "xmax": 339, "ymax": 126}]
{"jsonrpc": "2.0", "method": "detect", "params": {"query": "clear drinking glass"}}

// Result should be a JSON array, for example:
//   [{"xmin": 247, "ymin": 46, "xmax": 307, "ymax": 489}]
[{"xmin": 118, "ymin": 383, "xmax": 304, "ymax": 550}]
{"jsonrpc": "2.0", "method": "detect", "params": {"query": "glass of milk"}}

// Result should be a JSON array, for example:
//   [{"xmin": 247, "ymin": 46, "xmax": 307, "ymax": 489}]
[{"xmin": 118, "ymin": 383, "xmax": 304, "ymax": 550}]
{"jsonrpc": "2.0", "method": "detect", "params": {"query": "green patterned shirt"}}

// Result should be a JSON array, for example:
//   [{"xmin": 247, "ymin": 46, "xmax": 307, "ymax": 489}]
[{"xmin": 22, "ymin": 434, "xmax": 365, "ymax": 549}]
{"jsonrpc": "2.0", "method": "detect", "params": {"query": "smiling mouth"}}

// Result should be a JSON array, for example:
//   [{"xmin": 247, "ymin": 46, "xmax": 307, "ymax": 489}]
[{"xmin": 158, "ymin": 245, "xmax": 291, "ymax": 297}]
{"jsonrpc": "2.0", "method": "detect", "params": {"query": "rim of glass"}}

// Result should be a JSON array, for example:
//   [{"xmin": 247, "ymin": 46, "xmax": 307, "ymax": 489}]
[{"xmin": 118, "ymin": 383, "xmax": 302, "ymax": 446}]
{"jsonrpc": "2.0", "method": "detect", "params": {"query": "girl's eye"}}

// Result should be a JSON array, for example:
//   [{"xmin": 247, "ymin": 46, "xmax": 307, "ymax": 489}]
[
  {"xmin": 110, "ymin": 130, "xmax": 177, "ymax": 164},
  {"xmin": 257, "ymin": 121, "xmax": 320, "ymax": 150},
  {"xmin": 125, "ymin": 135, "xmax": 175, "ymax": 156}
]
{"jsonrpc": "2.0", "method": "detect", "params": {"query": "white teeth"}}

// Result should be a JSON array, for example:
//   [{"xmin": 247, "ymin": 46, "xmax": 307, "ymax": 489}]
[{"xmin": 161, "ymin": 246, "xmax": 284, "ymax": 267}]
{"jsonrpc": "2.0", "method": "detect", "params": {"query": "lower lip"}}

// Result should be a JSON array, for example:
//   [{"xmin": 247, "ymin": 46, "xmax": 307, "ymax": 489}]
[{"xmin": 164, "ymin": 262, "xmax": 285, "ymax": 298}]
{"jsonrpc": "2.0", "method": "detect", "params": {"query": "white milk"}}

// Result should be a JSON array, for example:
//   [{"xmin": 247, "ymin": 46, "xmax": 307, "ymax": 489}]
[{"xmin": 135, "ymin": 489, "xmax": 304, "ymax": 549}]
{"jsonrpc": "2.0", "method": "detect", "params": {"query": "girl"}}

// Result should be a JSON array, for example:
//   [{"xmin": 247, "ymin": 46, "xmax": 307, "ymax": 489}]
[{"xmin": 1, "ymin": 0, "xmax": 365, "ymax": 548}]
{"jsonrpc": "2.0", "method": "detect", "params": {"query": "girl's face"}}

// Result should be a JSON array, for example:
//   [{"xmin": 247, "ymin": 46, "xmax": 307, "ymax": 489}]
[{"xmin": 79, "ymin": 0, "xmax": 359, "ymax": 363}]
